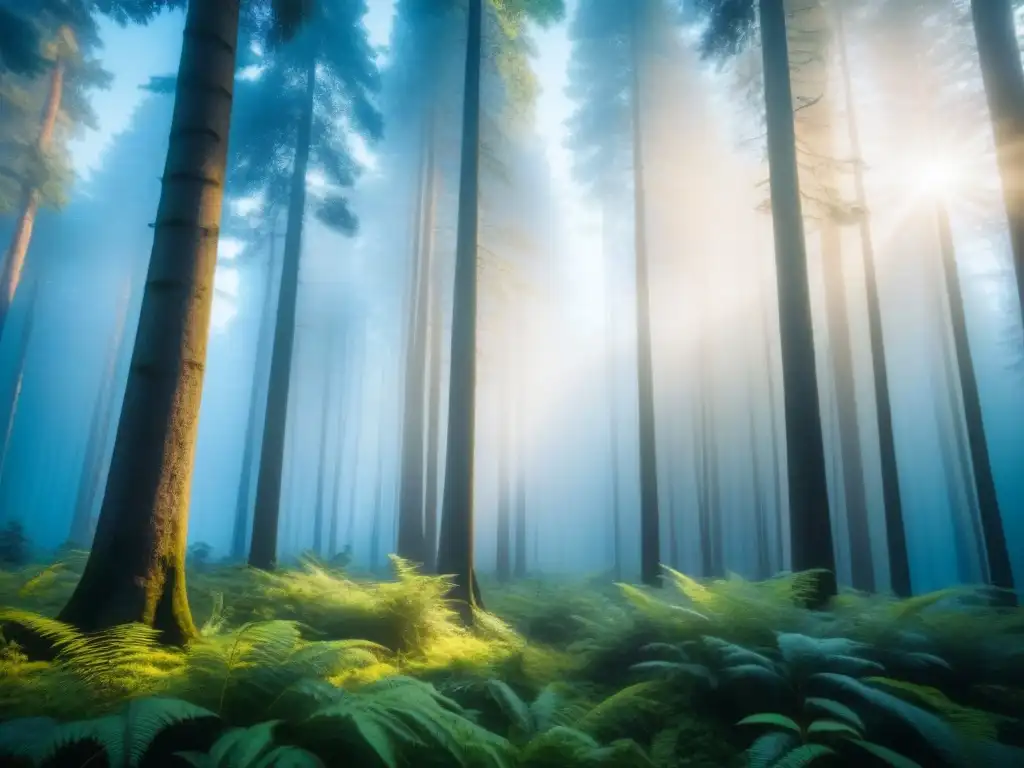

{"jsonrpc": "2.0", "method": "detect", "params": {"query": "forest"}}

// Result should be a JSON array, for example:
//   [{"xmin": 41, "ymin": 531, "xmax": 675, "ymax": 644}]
[{"xmin": 0, "ymin": 0, "xmax": 1023, "ymax": 765}]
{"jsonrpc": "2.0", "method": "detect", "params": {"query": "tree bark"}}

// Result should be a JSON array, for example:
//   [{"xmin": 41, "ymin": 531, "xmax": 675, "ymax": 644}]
[
  {"xmin": 436, "ymin": 0, "xmax": 484, "ymax": 620},
  {"xmin": 230, "ymin": 226, "xmax": 280, "ymax": 560},
  {"xmin": 628, "ymin": 7, "xmax": 661, "ymax": 588},
  {"xmin": 249, "ymin": 45, "xmax": 317, "ymax": 571},
  {"xmin": 68, "ymin": 279, "xmax": 132, "ymax": 547},
  {"xmin": 0, "ymin": 29, "xmax": 67, "ymax": 343},
  {"xmin": 760, "ymin": 0, "xmax": 836, "ymax": 600},
  {"xmin": 58, "ymin": 0, "xmax": 239, "ymax": 645},
  {"xmin": 934, "ymin": 201, "xmax": 1016, "ymax": 601},
  {"xmin": 972, "ymin": 0, "xmax": 1024, "ymax": 324}
]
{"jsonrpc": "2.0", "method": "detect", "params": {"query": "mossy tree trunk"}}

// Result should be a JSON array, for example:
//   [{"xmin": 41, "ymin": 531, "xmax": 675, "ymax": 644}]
[
  {"xmin": 58, "ymin": 0, "xmax": 240, "ymax": 645},
  {"xmin": 249, "ymin": 45, "xmax": 317, "ymax": 571}
]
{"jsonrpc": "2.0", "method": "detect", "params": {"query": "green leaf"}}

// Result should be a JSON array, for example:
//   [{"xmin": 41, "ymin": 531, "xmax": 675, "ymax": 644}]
[
  {"xmin": 803, "ymin": 698, "xmax": 864, "ymax": 731},
  {"xmin": 736, "ymin": 713, "xmax": 801, "ymax": 733},
  {"xmin": 806, "ymin": 719, "xmax": 861, "ymax": 738},
  {"xmin": 847, "ymin": 739, "xmax": 924, "ymax": 768}
]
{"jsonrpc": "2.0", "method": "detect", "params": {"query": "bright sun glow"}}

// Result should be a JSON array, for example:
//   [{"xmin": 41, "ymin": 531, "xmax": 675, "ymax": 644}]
[{"xmin": 918, "ymin": 156, "xmax": 961, "ymax": 195}]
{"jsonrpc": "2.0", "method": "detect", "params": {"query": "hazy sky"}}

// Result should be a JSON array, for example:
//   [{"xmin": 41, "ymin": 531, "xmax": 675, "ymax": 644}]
[{"xmin": 67, "ymin": 0, "xmax": 604, "ymax": 332}]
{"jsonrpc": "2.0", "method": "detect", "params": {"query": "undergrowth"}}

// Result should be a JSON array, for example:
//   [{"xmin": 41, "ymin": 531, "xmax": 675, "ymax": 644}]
[{"xmin": 0, "ymin": 556, "xmax": 1021, "ymax": 767}]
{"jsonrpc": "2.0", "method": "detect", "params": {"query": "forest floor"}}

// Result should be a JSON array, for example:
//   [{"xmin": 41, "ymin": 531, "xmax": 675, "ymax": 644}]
[{"xmin": 0, "ymin": 553, "xmax": 1022, "ymax": 767}]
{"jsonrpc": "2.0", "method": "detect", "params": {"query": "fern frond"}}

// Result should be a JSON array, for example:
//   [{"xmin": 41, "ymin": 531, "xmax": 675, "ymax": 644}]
[
  {"xmin": 484, "ymin": 679, "xmax": 533, "ymax": 736},
  {"xmin": 805, "ymin": 718, "xmax": 861, "ymax": 738},
  {"xmin": 811, "ymin": 673, "xmax": 967, "ymax": 763},
  {"xmin": 0, "ymin": 697, "xmax": 217, "ymax": 767},
  {"xmin": 772, "ymin": 743, "xmax": 835, "ymax": 767},
  {"xmin": 747, "ymin": 731, "xmax": 798, "ymax": 768},
  {"xmin": 803, "ymin": 697, "xmax": 864, "ymax": 730},
  {"xmin": 845, "ymin": 739, "xmax": 923, "ymax": 768},
  {"xmin": 866, "ymin": 677, "xmax": 1006, "ymax": 741},
  {"xmin": 737, "ymin": 713, "xmax": 801, "ymax": 732},
  {"xmin": 574, "ymin": 681, "xmax": 662, "ymax": 739}
]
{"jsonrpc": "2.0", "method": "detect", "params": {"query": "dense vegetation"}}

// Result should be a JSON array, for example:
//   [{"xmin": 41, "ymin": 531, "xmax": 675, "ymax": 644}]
[{"xmin": 0, "ymin": 554, "xmax": 1022, "ymax": 766}]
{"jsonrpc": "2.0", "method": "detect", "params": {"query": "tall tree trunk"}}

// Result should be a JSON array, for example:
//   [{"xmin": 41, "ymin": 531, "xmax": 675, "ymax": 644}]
[
  {"xmin": 629, "ymin": 9, "xmax": 661, "ymax": 588},
  {"xmin": 935, "ymin": 303, "xmax": 989, "ymax": 583},
  {"xmin": 495, "ymin": 329, "xmax": 511, "ymax": 582},
  {"xmin": 696, "ymin": 393, "xmax": 714, "ymax": 578},
  {"xmin": 369, "ymin": 439, "xmax": 384, "ymax": 571},
  {"xmin": 423, "ymin": 238, "xmax": 442, "ymax": 572},
  {"xmin": 932, "ymin": 380, "xmax": 985, "ymax": 584},
  {"xmin": 934, "ymin": 201, "xmax": 1016, "ymax": 601},
  {"xmin": 0, "ymin": 278, "xmax": 41, "ymax": 492},
  {"xmin": 818, "ymin": 115, "xmax": 874, "ymax": 590},
  {"xmin": 397, "ymin": 118, "xmax": 436, "ymax": 565},
  {"xmin": 68, "ymin": 279, "xmax": 132, "ymax": 547},
  {"xmin": 602, "ymin": 203, "xmax": 623, "ymax": 582},
  {"xmin": 436, "ymin": 0, "xmax": 484, "ymax": 619},
  {"xmin": 834, "ymin": 0, "xmax": 910, "ymax": 597},
  {"xmin": 513, "ymin": 432, "xmax": 527, "ymax": 579},
  {"xmin": 972, "ymin": 0, "xmax": 1024, "ymax": 323},
  {"xmin": 749, "ymin": 399, "xmax": 771, "ymax": 581},
  {"xmin": 820, "ymin": 225, "xmax": 874, "ymax": 590},
  {"xmin": 58, "ymin": 0, "xmax": 239, "ymax": 644},
  {"xmin": 759, "ymin": 0, "xmax": 836, "ymax": 600},
  {"xmin": 249, "ymin": 46, "xmax": 317, "ymax": 571},
  {"xmin": 344, "ymin": 328, "xmax": 366, "ymax": 548},
  {"xmin": 230, "ymin": 227, "xmax": 280, "ymax": 559},
  {"xmin": 758, "ymin": 261, "xmax": 786, "ymax": 573},
  {"xmin": 327, "ymin": 333, "xmax": 351, "ymax": 558},
  {"xmin": 312, "ymin": 329, "xmax": 335, "ymax": 557},
  {"xmin": 0, "ymin": 30, "xmax": 68, "ymax": 342}
]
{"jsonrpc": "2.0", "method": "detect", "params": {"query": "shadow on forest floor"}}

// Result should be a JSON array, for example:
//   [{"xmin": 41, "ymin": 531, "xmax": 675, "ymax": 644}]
[{"xmin": 0, "ymin": 552, "xmax": 1022, "ymax": 767}]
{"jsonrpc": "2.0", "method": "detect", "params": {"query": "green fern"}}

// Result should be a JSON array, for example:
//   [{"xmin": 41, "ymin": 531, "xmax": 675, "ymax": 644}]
[
  {"xmin": 177, "ymin": 620, "xmax": 384, "ymax": 721},
  {"xmin": 298, "ymin": 675, "xmax": 513, "ymax": 768},
  {"xmin": 771, "ymin": 743, "xmax": 835, "ymax": 767},
  {"xmin": 0, "ymin": 697, "xmax": 217, "ymax": 767},
  {"xmin": 865, "ymin": 677, "xmax": 1008, "ymax": 741},
  {"xmin": 811, "ymin": 672, "xmax": 967, "ymax": 765},
  {"xmin": 177, "ymin": 721, "xmax": 324, "ymax": 768}
]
